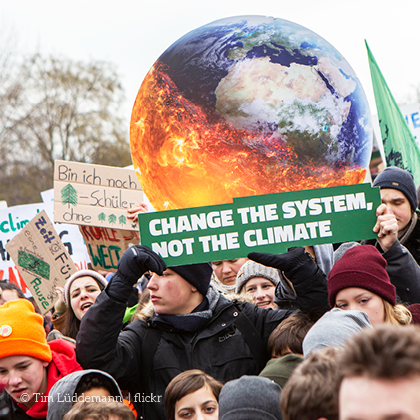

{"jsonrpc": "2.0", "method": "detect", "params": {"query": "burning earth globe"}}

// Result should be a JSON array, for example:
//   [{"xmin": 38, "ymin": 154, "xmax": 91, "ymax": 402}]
[{"xmin": 130, "ymin": 15, "xmax": 372, "ymax": 211}]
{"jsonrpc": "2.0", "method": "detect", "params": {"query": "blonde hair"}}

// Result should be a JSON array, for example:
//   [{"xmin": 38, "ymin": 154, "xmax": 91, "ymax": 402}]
[{"xmin": 383, "ymin": 301, "xmax": 412, "ymax": 325}]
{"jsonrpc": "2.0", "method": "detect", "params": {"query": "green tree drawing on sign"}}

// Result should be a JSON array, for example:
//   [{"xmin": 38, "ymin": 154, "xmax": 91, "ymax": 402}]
[
  {"xmin": 61, "ymin": 184, "xmax": 78, "ymax": 208},
  {"xmin": 118, "ymin": 215, "xmax": 127, "ymax": 225},
  {"xmin": 98, "ymin": 213, "xmax": 106, "ymax": 222},
  {"xmin": 108, "ymin": 214, "xmax": 117, "ymax": 224}
]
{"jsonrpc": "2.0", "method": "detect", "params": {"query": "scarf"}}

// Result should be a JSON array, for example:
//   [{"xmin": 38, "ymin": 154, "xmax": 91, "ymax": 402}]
[
  {"xmin": 210, "ymin": 273, "xmax": 236, "ymax": 296},
  {"xmin": 399, "ymin": 212, "xmax": 417, "ymax": 245},
  {"xmin": 156, "ymin": 286, "xmax": 220, "ymax": 332}
]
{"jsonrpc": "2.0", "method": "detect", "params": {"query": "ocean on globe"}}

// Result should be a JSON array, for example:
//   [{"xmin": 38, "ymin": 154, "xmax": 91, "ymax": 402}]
[{"xmin": 130, "ymin": 15, "xmax": 372, "ymax": 211}]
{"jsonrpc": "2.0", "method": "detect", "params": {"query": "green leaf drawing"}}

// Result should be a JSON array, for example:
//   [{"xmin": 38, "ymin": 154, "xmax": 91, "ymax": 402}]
[
  {"xmin": 61, "ymin": 184, "xmax": 78, "ymax": 208},
  {"xmin": 108, "ymin": 214, "xmax": 117, "ymax": 224},
  {"xmin": 18, "ymin": 250, "xmax": 50, "ymax": 280},
  {"xmin": 98, "ymin": 212, "xmax": 106, "ymax": 222},
  {"xmin": 119, "ymin": 215, "xmax": 127, "ymax": 225}
]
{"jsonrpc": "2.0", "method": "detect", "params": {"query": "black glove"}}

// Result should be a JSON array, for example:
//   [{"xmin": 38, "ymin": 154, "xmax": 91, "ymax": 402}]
[
  {"xmin": 107, "ymin": 245, "xmax": 166, "ymax": 303},
  {"xmin": 248, "ymin": 247, "xmax": 317, "ymax": 284},
  {"xmin": 116, "ymin": 245, "xmax": 166, "ymax": 284}
]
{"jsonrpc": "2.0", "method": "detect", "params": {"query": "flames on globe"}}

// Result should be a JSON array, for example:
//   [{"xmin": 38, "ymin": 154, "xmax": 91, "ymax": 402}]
[{"xmin": 130, "ymin": 64, "xmax": 366, "ymax": 211}]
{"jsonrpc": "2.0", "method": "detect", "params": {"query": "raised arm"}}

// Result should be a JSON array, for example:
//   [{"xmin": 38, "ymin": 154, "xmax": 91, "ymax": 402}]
[
  {"xmin": 248, "ymin": 247, "xmax": 330, "ymax": 313},
  {"xmin": 76, "ymin": 245, "xmax": 166, "ymax": 388}
]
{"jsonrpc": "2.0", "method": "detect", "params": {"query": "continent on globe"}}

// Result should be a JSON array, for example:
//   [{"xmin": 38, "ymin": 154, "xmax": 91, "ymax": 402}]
[{"xmin": 130, "ymin": 15, "xmax": 372, "ymax": 211}]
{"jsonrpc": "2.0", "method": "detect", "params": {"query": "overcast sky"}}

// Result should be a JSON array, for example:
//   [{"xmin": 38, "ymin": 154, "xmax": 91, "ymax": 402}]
[{"xmin": 2, "ymin": 0, "xmax": 419, "ymax": 120}]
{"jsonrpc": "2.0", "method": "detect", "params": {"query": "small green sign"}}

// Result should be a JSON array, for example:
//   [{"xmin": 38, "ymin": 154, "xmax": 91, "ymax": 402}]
[
  {"xmin": 138, "ymin": 184, "xmax": 382, "ymax": 266},
  {"xmin": 18, "ymin": 250, "xmax": 50, "ymax": 280}
]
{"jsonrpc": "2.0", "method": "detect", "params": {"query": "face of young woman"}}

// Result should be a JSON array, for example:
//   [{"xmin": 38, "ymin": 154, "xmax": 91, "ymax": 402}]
[
  {"xmin": 0, "ymin": 355, "xmax": 48, "ymax": 408},
  {"xmin": 335, "ymin": 287, "xmax": 385, "ymax": 326},
  {"xmin": 244, "ymin": 277, "xmax": 276, "ymax": 309},
  {"xmin": 70, "ymin": 276, "xmax": 102, "ymax": 321},
  {"xmin": 212, "ymin": 258, "xmax": 248, "ymax": 285},
  {"xmin": 174, "ymin": 385, "xmax": 219, "ymax": 420}
]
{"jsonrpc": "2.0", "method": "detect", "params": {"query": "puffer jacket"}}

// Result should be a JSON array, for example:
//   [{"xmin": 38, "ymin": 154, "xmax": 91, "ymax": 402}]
[{"xmin": 76, "ymin": 288, "xmax": 295, "ymax": 420}]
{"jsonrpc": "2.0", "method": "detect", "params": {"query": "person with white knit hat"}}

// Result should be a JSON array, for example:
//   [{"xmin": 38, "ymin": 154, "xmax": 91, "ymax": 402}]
[
  {"xmin": 54, "ymin": 270, "xmax": 108, "ymax": 341},
  {"xmin": 236, "ymin": 261, "xmax": 281, "ymax": 309}
]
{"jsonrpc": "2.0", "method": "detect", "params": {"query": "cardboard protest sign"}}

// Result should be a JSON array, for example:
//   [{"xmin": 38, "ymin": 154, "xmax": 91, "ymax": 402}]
[
  {"xmin": 6, "ymin": 210, "xmax": 77, "ymax": 314},
  {"xmin": 0, "ymin": 201, "xmax": 90, "ymax": 294},
  {"xmin": 54, "ymin": 160, "xmax": 143, "ymax": 230},
  {"xmin": 138, "ymin": 184, "xmax": 382, "ymax": 266},
  {"xmin": 42, "ymin": 188, "xmax": 90, "ymax": 270},
  {"xmin": 0, "ymin": 203, "xmax": 47, "ymax": 294},
  {"xmin": 79, "ymin": 226, "xmax": 140, "ymax": 272}
]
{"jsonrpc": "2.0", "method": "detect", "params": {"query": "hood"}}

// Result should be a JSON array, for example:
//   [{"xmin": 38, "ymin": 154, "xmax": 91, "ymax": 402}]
[
  {"xmin": 313, "ymin": 243, "xmax": 334, "ymax": 275},
  {"xmin": 16, "ymin": 339, "xmax": 82, "ymax": 419},
  {"xmin": 46, "ymin": 369, "xmax": 123, "ymax": 420}
]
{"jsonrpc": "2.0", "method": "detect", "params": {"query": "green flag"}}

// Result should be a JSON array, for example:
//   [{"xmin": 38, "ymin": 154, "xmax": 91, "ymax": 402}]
[{"xmin": 366, "ymin": 40, "xmax": 420, "ymax": 185}]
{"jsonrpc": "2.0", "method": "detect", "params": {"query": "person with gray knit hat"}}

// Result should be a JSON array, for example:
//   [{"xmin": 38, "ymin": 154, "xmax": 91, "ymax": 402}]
[
  {"xmin": 302, "ymin": 308, "xmax": 373, "ymax": 357},
  {"xmin": 219, "ymin": 375, "xmax": 283, "ymax": 420},
  {"xmin": 364, "ymin": 166, "xmax": 420, "ymax": 265},
  {"xmin": 236, "ymin": 260, "xmax": 281, "ymax": 309}
]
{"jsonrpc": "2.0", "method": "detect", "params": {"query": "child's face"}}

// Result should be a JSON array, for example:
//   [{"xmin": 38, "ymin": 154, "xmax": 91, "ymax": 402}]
[{"xmin": 0, "ymin": 355, "xmax": 48, "ymax": 408}]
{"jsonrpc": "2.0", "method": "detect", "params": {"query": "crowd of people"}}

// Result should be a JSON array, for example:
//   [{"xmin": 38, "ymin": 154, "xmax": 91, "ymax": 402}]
[{"xmin": 1, "ymin": 165, "xmax": 420, "ymax": 420}]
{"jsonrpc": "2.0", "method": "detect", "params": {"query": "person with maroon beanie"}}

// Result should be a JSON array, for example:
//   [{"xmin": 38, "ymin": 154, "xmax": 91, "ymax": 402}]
[
  {"xmin": 328, "ymin": 245, "xmax": 412, "ymax": 326},
  {"xmin": 0, "ymin": 299, "xmax": 82, "ymax": 420}
]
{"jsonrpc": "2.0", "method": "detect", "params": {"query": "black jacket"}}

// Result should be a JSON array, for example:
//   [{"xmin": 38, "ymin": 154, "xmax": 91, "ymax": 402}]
[
  {"xmin": 1, "ymin": 392, "xmax": 28, "ymax": 420},
  {"xmin": 364, "ymin": 211, "xmax": 420, "ymax": 267},
  {"xmin": 360, "ymin": 239, "xmax": 420, "ymax": 305},
  {"xmin": 76, "ymin": 290, "xmax": 294, "ymax": 420},
  {"xmin": 379, "ymin": 240, "xmax": 420, "ymax": 305},
  {"xmin": 401, "ymin": 212, "xmax": 420, "ymax": 266}
]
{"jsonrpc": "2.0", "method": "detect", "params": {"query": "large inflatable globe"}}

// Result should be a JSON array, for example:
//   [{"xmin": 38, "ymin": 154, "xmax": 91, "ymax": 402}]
[{"xmin": 131, "ymin": 15, "xmax": 372, "ymax": 211}]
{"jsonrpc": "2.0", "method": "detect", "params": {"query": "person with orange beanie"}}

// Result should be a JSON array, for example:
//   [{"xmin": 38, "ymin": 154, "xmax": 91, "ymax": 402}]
[{"xmin": 0, "ymin": 299, "xmax": 82, "ymax": 420}]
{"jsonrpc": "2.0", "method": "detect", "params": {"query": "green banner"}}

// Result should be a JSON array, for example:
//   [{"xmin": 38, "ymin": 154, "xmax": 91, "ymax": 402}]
[
  {"xmin": 138, "ymin": 184, "xmax": 382, "ymax": 266},
  {"xmin": 366, "ymin": 41, "xmax": 420, "ymax": 185}
]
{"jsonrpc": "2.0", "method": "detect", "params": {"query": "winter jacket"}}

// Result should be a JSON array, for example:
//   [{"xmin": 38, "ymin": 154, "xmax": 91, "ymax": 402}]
[
  {"xmin": 76, "ymin": 287, "xmax": 296, "ymax": 420},
  {"xmin": 399, "ymin": 211, "xmax": 420, "ymax": 266},
  {"xmin": 359, "ymin": 239, "xmax": 420, "ymax": 305},
  {"xmin": 4, "ymin": 339, "xmax": 82, "ymax": 420},
  {"xmin": 47, "ymin": 370, "xmax": 123, "ymax": 420},
  {"xmin": 364, "ymin": 211, "xmax": 420, "ymax": 266}
]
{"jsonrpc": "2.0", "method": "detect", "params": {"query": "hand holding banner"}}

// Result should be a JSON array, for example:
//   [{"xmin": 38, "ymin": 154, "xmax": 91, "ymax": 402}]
[{"xmin": 138, "ymin": 184, "xmax": 381, "ymax": 266}]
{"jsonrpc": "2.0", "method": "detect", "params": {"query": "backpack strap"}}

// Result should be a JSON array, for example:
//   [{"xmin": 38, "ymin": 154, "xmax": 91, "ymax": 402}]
[{"xmin": 233, "ymin": 305, "xmax": 268, "ymax": 370}]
